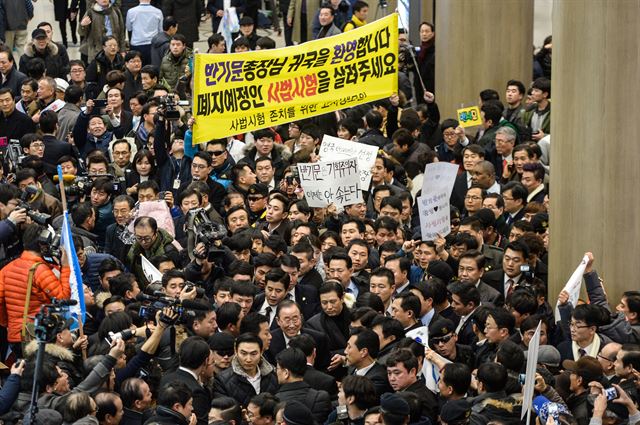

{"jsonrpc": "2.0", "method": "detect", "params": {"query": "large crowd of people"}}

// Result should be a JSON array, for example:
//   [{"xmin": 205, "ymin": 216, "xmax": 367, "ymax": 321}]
[{"xmin": 0, "ymin": 1, "xmax": 637, "ymax": 425}]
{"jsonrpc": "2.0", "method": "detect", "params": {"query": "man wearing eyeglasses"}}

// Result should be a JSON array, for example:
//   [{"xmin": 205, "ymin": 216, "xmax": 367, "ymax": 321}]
[{"xmin": 126, "ymin": 216, "xmax": 181, "ymax": 286}]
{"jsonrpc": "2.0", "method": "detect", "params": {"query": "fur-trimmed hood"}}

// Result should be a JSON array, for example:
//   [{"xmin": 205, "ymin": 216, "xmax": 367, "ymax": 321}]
[
  {"xmin": 23, "ymin": 40, "xmax": 59, "ymax": 58},
  {"xmin": 242, "ymin": 141, "xmax": 292, "ymax": 163},
  {"xmin": 95, "ymin": 291, "xmax": 112, "ymax": 309},
  {"xmin": 24, "ymin": 340, "xmax": 74, "ymax": 362}
]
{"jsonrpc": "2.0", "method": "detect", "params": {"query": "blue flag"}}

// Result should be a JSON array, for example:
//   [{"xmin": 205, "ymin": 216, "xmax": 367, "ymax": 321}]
[{"xmin": 58, "ymin": 165, "xmax": 86, "ymax": 328}]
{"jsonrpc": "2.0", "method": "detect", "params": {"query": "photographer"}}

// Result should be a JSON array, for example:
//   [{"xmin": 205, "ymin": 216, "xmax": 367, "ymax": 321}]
[
  {"xmin": 153, "ymin": 114, "xmax": 191, "ymax": 197},
  {"xmin": 72, "ymin": 99, "xmax": 116, "ymax": 157},
  {"xmin": 0, "ymin": 185, "xmax": 28, "ymax": 266},
  {"xmin": 184, "ymin": 242, "xmax": 226, "ymax": 298},
  {"xmin": 16, "ymin": 168, "xmax": 63, "ymax": 219},
  {"xmin": 0, "ymin": 223, "xmax": 71, "ymax": 356}
]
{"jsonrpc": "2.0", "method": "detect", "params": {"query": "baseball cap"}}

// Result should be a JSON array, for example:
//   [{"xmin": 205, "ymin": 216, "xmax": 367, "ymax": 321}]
[
  {"xmin": 426, "ymin": 260, "xmax": 454, "ymax": 283},
  {"xmin": 440, "ymin": 399, "xmax": 471, "ymax": 423},
  {"xmin": 248, "ymin": 183, "xmax": 269, "ymax": 198},
  {"xmin": 428, "ymin": 317, "xmax": 456, "ymax": 340},
  {"xmin": 32, "ymin": 28, "xmax": 47, "ymax": 39},
  {"xmin": 282, "ymin": 401, "xmax": 312, "ymax": 425},
  {"xmin": 239, "ymin": 16, "xmax": 254, "ymax": 26},
  {"xmin": 532, "ymin": 345, "xmax": 561, "ymax": 368},
  {"xmin": 208, "ymin": 332, "xmax": 235, "ymax": 353},
  {"xmin": 562, "ymin": 356, "xmax": 604, "ymax": 384},
  {"xmin": 533, "ymin": 395, "xmax": 570, "ymax": 423}
]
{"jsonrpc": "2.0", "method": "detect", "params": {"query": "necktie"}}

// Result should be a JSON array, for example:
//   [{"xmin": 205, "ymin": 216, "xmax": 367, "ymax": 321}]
[
  {"xmin": 506, "ymin": 279, "xmax": 514, "ymax": 299},
  {"xmin": 503, "ymin": 159, "xmax": 508, "ymax": 174},
  {"xmin": 578, "ymin": 348, "xmax": 587, "ymax": 358},
  {"xmin": 264, "ymin": 306, "xmax": 272, "ymax": 323}
]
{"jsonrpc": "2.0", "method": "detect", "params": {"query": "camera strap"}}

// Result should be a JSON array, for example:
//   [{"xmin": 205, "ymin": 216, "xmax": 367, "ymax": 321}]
[{"xmin": 21, "ymin": 262, "xmax": 42, "ymax": 341}]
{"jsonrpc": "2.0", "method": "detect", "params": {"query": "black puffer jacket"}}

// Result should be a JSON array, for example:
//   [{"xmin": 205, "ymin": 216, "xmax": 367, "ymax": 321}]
[
  {"xmin": 19, "ymin": 41, "xmax": 69, "ymax": 79},
  {"xmin": 213, "ymin": 357, "xmax": 279, "ymax": 407}
]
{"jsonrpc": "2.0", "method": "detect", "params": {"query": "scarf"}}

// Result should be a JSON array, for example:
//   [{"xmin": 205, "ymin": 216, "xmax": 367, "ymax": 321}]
[{"xmin": 572, "ymin": 333, "xmax": 601, "ymax": 359}]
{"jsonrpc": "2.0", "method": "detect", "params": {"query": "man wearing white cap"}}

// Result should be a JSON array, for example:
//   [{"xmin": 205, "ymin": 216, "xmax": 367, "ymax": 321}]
[{"xmin": 54, "ymin": 78, "xmax": 69, "ymax": 101}]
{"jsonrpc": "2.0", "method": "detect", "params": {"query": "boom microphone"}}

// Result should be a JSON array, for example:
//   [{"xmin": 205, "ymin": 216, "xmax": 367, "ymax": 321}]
[{"xmin": 53, "ymin": 174, "xmax": 78, "ymax": 183}]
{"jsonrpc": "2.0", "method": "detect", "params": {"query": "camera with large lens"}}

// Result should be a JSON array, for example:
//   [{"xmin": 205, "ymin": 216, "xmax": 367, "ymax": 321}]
[
  {"xmin": 185, "ymin": 208, "xmax": 227, "ymax": 262},
  {"xmin": 33, "ymin": 299, "xmax": 75, "ymax": 342},
  {"xmin": 159, "ymin": 95, "xmax": 181, "ymax": 121},
  {"xmin": 18, "ymin": 186, "xmax": 52, "ymax": 225},
  {"xmin": 38, "ymin": 226, "xmax": 62, "ymax": 263},
  {"xmin": 137, "ymin": 292, "xmax": 208, "ymax": 325}
]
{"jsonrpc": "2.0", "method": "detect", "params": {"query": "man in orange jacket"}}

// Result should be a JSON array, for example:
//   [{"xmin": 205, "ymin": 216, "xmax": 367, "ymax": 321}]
[{"xmin": 0, "ymin": 223, "xmax": 71, "ymax": 356}]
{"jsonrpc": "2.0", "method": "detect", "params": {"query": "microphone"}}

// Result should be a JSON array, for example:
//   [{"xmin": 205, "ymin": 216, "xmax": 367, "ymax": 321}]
[
  {"xmin": 56, "ymin": 299, "xmax": 78, "ymax": 306},
  {"xmin": 53, "ymin": 174, "xmax": 78, "ymax": 183}
]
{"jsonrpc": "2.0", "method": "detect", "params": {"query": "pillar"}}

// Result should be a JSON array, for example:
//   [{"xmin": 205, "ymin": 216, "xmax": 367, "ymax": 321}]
[
  {"xmin": 548, "ymin": 1, "xmax": 640, "ymax": 306},
  {"xmin": 434, "ymin": 0, "xmax": 533, "ymax": 119}
]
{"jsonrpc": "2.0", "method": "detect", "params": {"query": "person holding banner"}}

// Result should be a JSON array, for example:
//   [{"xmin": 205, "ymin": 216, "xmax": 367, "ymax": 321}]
[{"xmin": 0, "ymin": 223, "xmax": 71, "ymax": 356}]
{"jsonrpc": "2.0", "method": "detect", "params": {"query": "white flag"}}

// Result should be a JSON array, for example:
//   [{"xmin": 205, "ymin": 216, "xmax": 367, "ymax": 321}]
[{"xmin": 141, "ymin": 255, "xmax": 163, "ymax": 284}]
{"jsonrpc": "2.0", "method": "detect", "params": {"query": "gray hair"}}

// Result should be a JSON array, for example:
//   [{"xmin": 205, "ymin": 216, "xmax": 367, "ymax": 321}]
[{"xmin": 495, "ymin": 126, "xmax": 517, "ymax": 142}]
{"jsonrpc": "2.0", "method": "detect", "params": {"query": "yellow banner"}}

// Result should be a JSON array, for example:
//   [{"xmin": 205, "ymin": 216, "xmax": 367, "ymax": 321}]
[{"xmin": 192, "ymin": 14, "xmax": 398, "ymax": 144}]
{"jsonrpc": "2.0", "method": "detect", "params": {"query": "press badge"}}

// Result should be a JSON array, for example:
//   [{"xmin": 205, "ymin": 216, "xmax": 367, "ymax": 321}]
[{"xmin": 173, "ymin": 179, "xmax": 181, "ymax": 189}]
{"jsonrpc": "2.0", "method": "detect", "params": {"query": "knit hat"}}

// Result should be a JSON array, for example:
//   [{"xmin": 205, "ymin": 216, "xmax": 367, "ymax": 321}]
[{"xmin": 380, "ymin": 393, "xmax": 410, "ymax": 417}]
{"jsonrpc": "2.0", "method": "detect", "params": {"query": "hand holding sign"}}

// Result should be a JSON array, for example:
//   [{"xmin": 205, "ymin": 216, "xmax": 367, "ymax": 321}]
[{"xmin": 456, "ymin": 106, "xmax": 482, "ymax": 128}]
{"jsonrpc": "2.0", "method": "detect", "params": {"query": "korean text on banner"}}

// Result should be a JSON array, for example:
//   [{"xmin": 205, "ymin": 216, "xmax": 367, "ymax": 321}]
[
  {"xmin": 297, "ymin": 157, "xmax": 362, "ymax": 208},
  {"xmin": 456, "ymin": 106, "xmax": 483, "ymax": 128},
  {"xmin": 418, "ymin": 162, "xmax": 459, "ymax": 241},
  {"xmin": 192, "ymin": 14, "xmax": 398, "ymax": 143},
  {"xmin": 319, "ymin": 135, "xmax": 379, "ymax": 187}
]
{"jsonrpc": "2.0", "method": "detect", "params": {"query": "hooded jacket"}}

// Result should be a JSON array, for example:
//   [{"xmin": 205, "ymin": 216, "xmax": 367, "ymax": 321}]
[
  {"xmin": 0, "ymin": 251, "xmax": 71, "ymax": 343},
  {"xmin": 24, "ymin": 340, "xmax": 84, "ymax": 389},
  {"xmin": 19, "ymin": 41, "xmax": 69, "ymax": 79}
]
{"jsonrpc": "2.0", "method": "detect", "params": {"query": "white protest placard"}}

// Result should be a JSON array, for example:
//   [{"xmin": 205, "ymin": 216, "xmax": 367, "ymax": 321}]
[
  {"xmin": 318, "ymin": 135, "xmax": 379, "ymax": 188},
  {"xmin": 421, "ymin": 162, "xmax": 459, "ymax": 197},
  {"xmin": 417, "ymin": 192, "xmax": 451, "ymax": 241},
  {"xmin": 297, "ymin": 157, "xmax": 362, "ymax": 208},
  {"xmin": 141, "ymin": 255, "xmax": 163, "ymax": 284},
  {"xmin": 522, "ymin": 321, "xmax": 542, "ymax": 421},
  {"xmin": 554, "ymin": 254, "xmax": 589, "ymax": 321}
]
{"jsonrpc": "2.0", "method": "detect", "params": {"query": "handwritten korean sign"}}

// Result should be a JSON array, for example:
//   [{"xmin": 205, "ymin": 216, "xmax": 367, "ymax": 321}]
[
  {"xmin": 456, "ymin": 106, "xmax": 482, "ymax": 128},
  {"xmin": 297, "ymin": 158, "xmax": 362, "ymax": 208},
  {"xmin": 319, "ymin": 135, "xmax": 379, "ymax": 187}
]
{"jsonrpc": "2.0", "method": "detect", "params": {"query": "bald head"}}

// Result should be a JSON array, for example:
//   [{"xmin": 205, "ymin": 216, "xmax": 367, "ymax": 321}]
[{"xmin": 471, "ymin": 161, "xmax": 496, "ymax": 189}]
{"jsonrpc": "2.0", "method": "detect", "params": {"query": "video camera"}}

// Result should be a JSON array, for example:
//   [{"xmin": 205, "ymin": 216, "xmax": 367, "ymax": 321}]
[
  {"xmin": 136, "ymin": 292, "xmax": 209, "ymax": 325},
  {"xmin": 18, "ymin": 186, "xmax": 52, "ymax": 225},
  {"xmin": 185, "ymin": 208, "xmax": 227, "ymax": 262},
  {"xmin": 158, "ymin": 95, "xmax": 189, "ymax": 121},
  {"xmin": 55, "ymin": 173, "xmax": 121, "ymax": 197},
  {"xmin": 37, "ymin": 226, "xmax": 62, "ymax": 263},
  {"xmin": 32, "ymin": 299, "xmax": 77, "ymax": 343}
]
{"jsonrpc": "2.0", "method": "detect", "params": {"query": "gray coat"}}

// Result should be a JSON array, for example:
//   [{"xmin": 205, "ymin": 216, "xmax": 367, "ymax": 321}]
[{"xmin": 56, "ymin": 102, "xmax": 81, "ymax": 141}]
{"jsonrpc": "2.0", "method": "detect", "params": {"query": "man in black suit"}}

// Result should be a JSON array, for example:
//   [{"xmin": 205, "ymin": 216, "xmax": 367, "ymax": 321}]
[
  {"xmin": 0, "ymin": 87, "xmax": 35, "ymax": 140},
  {"xmin": 280, "ymin": 253, "xmax": 320, "ymax": 320},
  {"xmin": 39, "ymin": 109, "xmax": 76, "ymax": 176},
  {"xmin": 291, "ymin": 240, "xmax": 323, "ymax": 290},
  {"xmin": 501, "ymin": 182, "xmax": 528, "ymax": 237},
  {"xmin": 386, "ymin": 349, "xmax": 438, "ymax": 424},
  {"xmin": 275, "ymin": 348, "xmax": 332, "ymax": 423},
  {"xmin": 449, "ymin": 281, "xmax": 482, "ymax": 346},
  {"xmin": 343, "ymin": 328, "xmax": 392, "ymax": 397},
  {"xmin": 522, "ymin": 162, "xmax": 547, "ymax": 204},
  {"xmin": 252, "ymin": 268, "xmax": 293, "ymax": 330},
  {"xmin": 159, "ymin": 337, "xmax": 212, "ymax": 425},
  {"xmin": 451, "ymin": 145, "xmax": 486, "ymax": 211},
  {"xmin": 482, "ymin": 240, "xmax": 530, "ymax": 299},
  {"xmin": 267, "ymin": 300, "xmax": 330, "ymax": 371},
  {"xmin": 457, "ymin": 250, "xmax": 504, "ymax": 307},
  {"xmin": 288, "ymin": 334, "xmax": 338, "ymax": 399}
]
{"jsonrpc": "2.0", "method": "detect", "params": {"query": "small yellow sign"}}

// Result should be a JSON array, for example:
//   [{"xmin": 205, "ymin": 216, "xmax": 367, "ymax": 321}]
[{"xmin": 456, "ymin": 106, "xmax": 482, "ymax": 128}]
